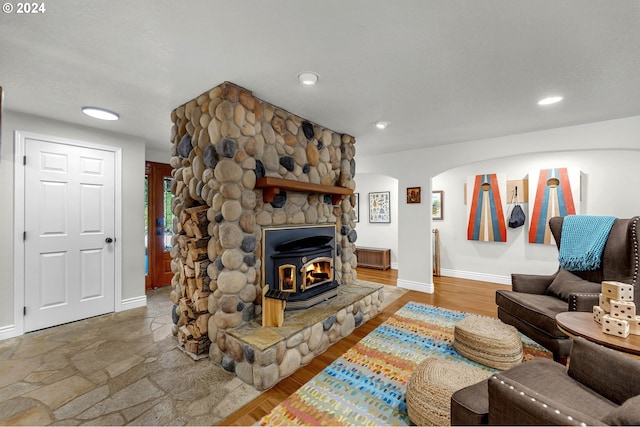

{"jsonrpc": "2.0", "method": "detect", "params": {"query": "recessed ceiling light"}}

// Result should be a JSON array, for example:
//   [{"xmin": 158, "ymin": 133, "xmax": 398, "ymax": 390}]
[
  {"xmin": 297, "ymin": 72, "xmax": 319, "ymax": 85},
  {"xmin": 82, "ymin": 106, "xmax": 120, "ymax": 121},
  {"xmin": 537, "ymin": 96, "xmax": 564, "ymax": 106},
  {"xmin": 375, "ymin": 121, "xmax": 390, "ymax": 129}
]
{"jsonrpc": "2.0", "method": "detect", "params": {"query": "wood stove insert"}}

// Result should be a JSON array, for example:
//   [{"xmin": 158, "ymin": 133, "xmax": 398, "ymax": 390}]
[{"xmin": 263, "ymin": 225, "xmax": 339, "ymax": 310}]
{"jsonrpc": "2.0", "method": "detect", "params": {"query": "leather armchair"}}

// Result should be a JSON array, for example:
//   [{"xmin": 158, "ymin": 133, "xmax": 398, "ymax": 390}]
[
  {"xmin": 451, "ymin": 337, "xmax": 640, "ymax": 425},
  {"xmin": 496, "ymin": 216, "xmax": 640, "ymax": 361}
]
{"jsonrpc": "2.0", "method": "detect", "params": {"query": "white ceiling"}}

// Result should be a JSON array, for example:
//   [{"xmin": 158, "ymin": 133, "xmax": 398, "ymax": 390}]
[{"xmin": 2, "ymin": 0, "xmax": 639, "ymax": 158}]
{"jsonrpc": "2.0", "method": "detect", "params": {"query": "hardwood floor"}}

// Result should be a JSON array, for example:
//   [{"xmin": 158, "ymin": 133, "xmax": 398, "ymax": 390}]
[
  {"xmin": 354, "ymin": 266, "xmax": 398, "ymax": 285},
  {"xmin": 220, "ymin": 269, "xmax": 510, "ymax": 426}
]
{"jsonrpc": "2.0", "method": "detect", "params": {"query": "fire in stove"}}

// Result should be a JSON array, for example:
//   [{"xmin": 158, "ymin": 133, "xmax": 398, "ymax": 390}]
[
  {"xmin": 303, "ymin": 257, "xmax": 332, "ymax": 290},
  {"xmin": 279, "ymin": 265, "xmax": 296, "ymax": 292}
]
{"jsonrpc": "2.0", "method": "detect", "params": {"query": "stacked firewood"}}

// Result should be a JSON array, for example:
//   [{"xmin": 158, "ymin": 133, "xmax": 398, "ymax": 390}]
[{"xmin": 173, "ymin": 205, "xmax": 212, "ymax": 355}]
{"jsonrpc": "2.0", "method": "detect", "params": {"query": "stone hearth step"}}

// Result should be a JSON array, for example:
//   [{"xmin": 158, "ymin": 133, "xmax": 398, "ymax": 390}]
[{"xmin": 211, "ymin": 281, "xmax": 384, "ymax": 390}]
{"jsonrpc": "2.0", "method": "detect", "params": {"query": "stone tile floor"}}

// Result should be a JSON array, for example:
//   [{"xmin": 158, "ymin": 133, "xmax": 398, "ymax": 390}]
[
  {"xmin": 0, "ymin": 287, "xmax": 259, "ymax": 425},
  {"xmin": 0, "ymin": 283, "xmax": 407, "ymax": 425}
]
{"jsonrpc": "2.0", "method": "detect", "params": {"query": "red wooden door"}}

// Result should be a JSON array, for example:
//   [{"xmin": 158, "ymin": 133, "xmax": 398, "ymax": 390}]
[{"xmin": 145, "ymin": 161, "xmax": 174, "ymax": 289}]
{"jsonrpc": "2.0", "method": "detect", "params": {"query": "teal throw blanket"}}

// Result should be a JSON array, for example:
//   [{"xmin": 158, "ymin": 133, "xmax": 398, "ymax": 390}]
[{"xmin": 559, "ymin": 215, "xmax": 616, "ymax": 271}]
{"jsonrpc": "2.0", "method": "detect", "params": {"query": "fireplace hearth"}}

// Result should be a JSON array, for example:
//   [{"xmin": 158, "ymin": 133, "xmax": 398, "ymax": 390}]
[{"xmin": 263, "ymin": 225, "xmax": 339, "ymax": 310}]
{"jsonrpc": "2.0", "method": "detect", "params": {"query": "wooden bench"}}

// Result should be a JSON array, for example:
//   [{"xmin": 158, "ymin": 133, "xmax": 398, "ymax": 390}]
[{"xmin": 355, "ymin": 247, "xmax": 391, "ymax": 270}]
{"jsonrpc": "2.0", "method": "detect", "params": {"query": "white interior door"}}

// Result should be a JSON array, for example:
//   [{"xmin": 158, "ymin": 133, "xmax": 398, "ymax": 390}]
[{"xmin": 24, "ymin": 137, "xmax": 116, "ymax": 332}]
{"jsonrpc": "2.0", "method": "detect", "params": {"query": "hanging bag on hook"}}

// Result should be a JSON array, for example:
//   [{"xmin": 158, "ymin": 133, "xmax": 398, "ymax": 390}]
[{"xmin": 508, "ymin": 186, "xmax": 526, "ymax": 228}]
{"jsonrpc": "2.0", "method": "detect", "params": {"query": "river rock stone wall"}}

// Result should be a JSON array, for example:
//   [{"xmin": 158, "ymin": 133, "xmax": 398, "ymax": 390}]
[
  {"xmin": 223, "ymin": 290, "xmax": 383, "ymax": 390},
  {"xmin": 168, "ymin": 82, "xmax": 359, "ymax": 384}
]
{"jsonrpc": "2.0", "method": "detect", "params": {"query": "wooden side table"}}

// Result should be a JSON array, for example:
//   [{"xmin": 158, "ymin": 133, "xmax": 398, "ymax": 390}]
[
  {"xmin": 355, "ymin": 247, "xmax": 391, "ymax": 270},
  {"xmin": 556, "ymin": 312, "xmax": 640, "ymax": 358}
]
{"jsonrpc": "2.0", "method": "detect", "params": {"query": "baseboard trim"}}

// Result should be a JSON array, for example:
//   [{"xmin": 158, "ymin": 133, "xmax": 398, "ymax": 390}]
[
  {"xmin": 391, "ymin": 262, "xmax": 399, "ymax": 270},
  {"xmin": 119, "ymin": 295, "xmax": 147, "ymax": 311},
  {"xmin": 0, "ymin": 324, "xmax": 18, "ymax": 341},
  {"xmin": 397, "ymin": 278, "xmax": 434, "ymax": 294},
  {"xmin": 439, "ymin": 269, "xmax": 511, "ymax": 285}
]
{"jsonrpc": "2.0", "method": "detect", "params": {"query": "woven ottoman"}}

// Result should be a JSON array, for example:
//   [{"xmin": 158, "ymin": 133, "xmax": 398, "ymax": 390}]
[
  {"xmin": 406, "ymin": 357, "xmax": 490, "ymax": 426},
  {"xmin": 453, "ymin": 316, "xmax": 523, "ymax": 370}
]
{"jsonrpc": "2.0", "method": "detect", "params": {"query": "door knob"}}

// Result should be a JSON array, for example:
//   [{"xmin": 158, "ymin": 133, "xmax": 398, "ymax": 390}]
[{"xmin": 105, "ymin": 237, "xmax": 114, "ymax": 243}]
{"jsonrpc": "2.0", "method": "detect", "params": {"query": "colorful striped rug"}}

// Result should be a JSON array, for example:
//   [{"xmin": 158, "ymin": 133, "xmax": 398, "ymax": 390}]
[{"xmin": 257, "ymin": 302, "xmax": 551, "ymax": 426}]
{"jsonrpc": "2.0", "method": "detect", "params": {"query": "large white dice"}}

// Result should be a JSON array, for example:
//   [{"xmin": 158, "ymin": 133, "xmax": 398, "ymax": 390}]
[
  {"xmin": 593, "ymin": 305, "xmax": 605, "ymax": 324},
  {"xmin": 629, "ymin": 316, "xmax": 640, "ymax": 336},
  {"xmin": 599, "ymin": 293, "xmax": 611, "ymax": 312},
  {"xmin": 610, "ymin": 300, "xmax": 637, "ymax": 320},
  {"xmin": 601, "ymin": 281, "xmax": 634, "ymax": 301},
  {"xmin": 602, "ymin": 314, "xmax": 630, "ymax": 338}
]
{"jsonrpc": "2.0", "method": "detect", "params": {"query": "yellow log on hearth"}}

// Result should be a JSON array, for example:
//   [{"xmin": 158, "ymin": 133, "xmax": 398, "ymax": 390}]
[{"xmin": 262, "ymin": 285, "xmax": 286, "ymax": 327}]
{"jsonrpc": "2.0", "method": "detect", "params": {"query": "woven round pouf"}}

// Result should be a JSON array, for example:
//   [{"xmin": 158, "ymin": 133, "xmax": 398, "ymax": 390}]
[
  {"xmin": 453, "ymin": 316, "xmax": 523, "ymax": 370},
  {"xmin": 406, "ymin": 357, "xmax": 490, "ymax": 426}
]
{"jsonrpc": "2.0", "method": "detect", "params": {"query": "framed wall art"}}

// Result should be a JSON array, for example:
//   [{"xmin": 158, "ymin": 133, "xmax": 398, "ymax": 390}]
[
  {"xmin": 369, "ymin": 191, "xmax": 390, "ymax": 223},
  {"xmin": 528, "ymin": 167, "xmax": 580, "ymax": 245},
  {"xmin": 432, "ymin": 190, "xmax": 444, "ymax": 220},
  {"xmin": 466, "ymin": 174, "xmax": 506, "ymax": 242},
  {"xmin": 407, "ymin": 187, "xmax": 421, "ymax": 204}
]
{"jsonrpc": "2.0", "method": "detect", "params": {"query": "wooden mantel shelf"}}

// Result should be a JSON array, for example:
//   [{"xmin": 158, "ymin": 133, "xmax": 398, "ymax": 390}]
[{"xmin": 256, "ymin": 177, "xmax": 353, "ymax": 205}]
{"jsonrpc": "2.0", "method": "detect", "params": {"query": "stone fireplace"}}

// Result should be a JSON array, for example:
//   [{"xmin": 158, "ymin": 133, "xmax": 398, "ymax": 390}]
[{"xmin": 168, "ymin": 81, "xmax": 383, "ymax": 390}]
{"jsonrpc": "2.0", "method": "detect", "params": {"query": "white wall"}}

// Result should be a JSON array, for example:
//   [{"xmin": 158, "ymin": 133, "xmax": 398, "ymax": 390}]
[
  {"xmin": 0, "ymin": 110, "xmax": 146, "ymax": 337},
  {"xmin": 353, "ymin": 173, "xmax": 399, "ymax": 267},
  {"xmin": 431, "ymin": 149, "xmax": 640, "ymax": 284},
  {"xmin": 357, "ymin": 115, "xmax": 640, "ymax": 292},
  {"xmin": 145, "ymin": 146, "xmax": 170, "ymax": 164}
]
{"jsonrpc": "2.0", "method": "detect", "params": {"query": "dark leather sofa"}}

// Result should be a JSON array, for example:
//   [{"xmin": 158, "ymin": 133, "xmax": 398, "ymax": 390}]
[
  {"xmin": 451, "ymin": 337, "xmax": 640, "ymax": 425},
  {"xmin": 495, "ymin": 216, "xmax": 640, "ymax": 361}
]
